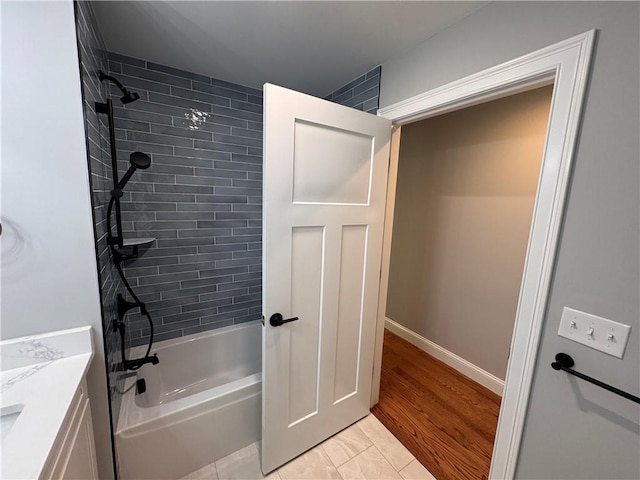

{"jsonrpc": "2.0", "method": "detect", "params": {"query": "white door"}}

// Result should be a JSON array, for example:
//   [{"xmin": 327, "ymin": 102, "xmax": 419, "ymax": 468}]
[{"xmin": 262, "ymin": 84, "xmax": 392, "ymax": 473}]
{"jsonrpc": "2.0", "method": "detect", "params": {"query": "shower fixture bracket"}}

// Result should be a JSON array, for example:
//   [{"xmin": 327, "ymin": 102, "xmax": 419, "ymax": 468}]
[{"xmin": 117, "ymin": 294, "xmax": 143, "ymax": 322}]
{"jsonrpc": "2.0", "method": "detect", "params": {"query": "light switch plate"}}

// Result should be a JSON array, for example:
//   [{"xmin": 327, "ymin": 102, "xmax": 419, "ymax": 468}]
[{"xmin": 558, "ymin": 307, "xmax": 631, "ymax": 358}]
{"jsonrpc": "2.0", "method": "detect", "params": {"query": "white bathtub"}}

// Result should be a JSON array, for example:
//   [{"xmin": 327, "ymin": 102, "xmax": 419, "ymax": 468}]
[{"xmin": 116, "ymin": 321, "xmax": 262, "ymax": 480}]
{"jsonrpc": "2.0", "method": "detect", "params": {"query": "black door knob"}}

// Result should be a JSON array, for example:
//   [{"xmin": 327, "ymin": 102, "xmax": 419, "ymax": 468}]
[{"xmin": 270, "ymin": 313, "xmax": 300, "ymax": 327}]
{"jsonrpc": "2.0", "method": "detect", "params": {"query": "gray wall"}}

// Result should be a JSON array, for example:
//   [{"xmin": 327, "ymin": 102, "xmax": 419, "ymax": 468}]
[
  {"xmin": 386, "ymin": 86, "xmax": 553, "ymax": 380},
  {"xmin": 107, "ymin": 54, "xmax": 263, "ymax": 346},
  {"xmin": 1, "ymin": 1, "xmax": 113, "ymax": 478},
  {"xmin": 380, "ymin": 2, "xmax": 639, "ymax": 478}
]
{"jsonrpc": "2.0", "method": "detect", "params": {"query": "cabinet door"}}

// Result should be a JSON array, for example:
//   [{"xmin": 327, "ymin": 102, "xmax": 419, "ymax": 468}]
[{"xmin": 61, "ymin": 400, "xmax": 98, "ymax": 480}]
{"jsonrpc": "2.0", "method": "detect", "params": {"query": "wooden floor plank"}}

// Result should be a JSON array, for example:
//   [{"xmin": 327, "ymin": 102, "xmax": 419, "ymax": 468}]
[{"xmin": 372, "ymin": 329, "xmax": 501, "ymax": 480}]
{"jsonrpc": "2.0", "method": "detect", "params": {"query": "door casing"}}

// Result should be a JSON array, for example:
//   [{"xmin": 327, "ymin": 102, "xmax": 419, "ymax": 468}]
[{"xmin": 372, "ymin": 30, "xmax": 596, "ymax": 479}]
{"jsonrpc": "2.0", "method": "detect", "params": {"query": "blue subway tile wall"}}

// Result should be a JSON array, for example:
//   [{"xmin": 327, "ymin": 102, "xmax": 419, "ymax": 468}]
[
  {"xmin": 108, "ymin": 54, "xmax": 264, "ymax": 346},
  {"xmin": 74, "ymin": 0, "xmax": 125, "ymax": 468},
  {"xmin": 324, "ymin": 65, "xmax": 382, "ymax": 113}
]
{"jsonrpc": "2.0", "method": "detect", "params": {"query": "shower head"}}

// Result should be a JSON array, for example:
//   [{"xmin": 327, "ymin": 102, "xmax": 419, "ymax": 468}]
[
  {"xmin": 120, "ymin": 91, "xmax": 140, "ymax": 104},
  {"xmin": 118, "ymin": 152, "xmax": 152, "ymax": 190},
  {"xmin": 98, "ymin": 70, "xmax": 140, "ymax": 105}
]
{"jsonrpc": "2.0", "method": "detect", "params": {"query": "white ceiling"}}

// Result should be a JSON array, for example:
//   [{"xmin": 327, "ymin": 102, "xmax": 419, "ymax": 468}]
[{"xmin": 93, "ymin": 1, "xmax": 488, "ymax": 97}]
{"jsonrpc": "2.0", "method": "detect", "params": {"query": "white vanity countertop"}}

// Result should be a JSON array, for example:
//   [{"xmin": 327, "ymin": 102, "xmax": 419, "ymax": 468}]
[{"xmin": 0, "ymin": 326, "xmax": 94, "ymax": 480}]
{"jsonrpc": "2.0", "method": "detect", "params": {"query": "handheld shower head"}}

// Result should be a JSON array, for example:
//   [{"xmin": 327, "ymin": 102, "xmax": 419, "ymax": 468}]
[
  {"xmin": 98, "ymin": 70, "xmax": 140, "ymax": 105},
  {"xmin": 118, "ymin": 152, "xmax": 152, "ymax": 190},
  {"xmin": 129, "ymin": 151, "xmax": 152, "ymax": 170}
]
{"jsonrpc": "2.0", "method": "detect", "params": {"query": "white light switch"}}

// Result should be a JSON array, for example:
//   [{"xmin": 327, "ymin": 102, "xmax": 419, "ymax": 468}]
[{"xmin": 558, "ymin": 307, "xmax": 631, "ymax": 358}]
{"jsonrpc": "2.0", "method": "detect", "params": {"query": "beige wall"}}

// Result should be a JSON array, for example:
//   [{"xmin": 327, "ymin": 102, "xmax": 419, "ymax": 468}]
[{"xmin": 386, "ymin": 86, "xmax": 553, "ymax": 380}]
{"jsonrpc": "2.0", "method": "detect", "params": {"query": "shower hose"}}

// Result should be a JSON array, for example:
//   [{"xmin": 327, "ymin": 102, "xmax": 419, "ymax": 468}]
[{"xmin": 106, "ymin": 196, "xmax": 155, "ymax": 370}]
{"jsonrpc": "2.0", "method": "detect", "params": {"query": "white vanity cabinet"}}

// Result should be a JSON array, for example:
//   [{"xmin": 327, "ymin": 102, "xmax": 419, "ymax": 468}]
[{"xmin": 40, "ymin": 379, "xmax": 98, "ymax": 480}]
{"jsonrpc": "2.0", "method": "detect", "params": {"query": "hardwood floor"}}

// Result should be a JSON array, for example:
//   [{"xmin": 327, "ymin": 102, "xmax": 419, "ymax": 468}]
[{"xmin": 371, "ymin": 329, "xmax": 501, "ymax": 480}]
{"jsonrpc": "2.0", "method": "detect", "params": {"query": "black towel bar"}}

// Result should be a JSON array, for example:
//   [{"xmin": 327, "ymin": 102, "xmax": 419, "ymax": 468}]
[{"xmin": 551, "ymin": 353, "xmax": 640, "ymax": 404}]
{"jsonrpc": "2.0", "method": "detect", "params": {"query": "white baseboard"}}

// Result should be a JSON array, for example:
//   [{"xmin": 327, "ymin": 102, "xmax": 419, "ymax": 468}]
[{"xmin": 384, "ymin": 317, "xmax": 504, "ymax": 396}]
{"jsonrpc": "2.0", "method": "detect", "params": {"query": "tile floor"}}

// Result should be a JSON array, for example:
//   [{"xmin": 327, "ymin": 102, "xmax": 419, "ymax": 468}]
[{"xmin": 181, "ymin": 414, "xmax": 436, "ymax": 480}]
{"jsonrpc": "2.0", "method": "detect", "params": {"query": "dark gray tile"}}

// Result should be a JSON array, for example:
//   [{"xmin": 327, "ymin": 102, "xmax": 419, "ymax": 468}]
[
  {"xmin": 210, "ymin": 78, "xmax": 261, "ymax": 96},
  {"xmin": 353, "ymin": 75, "xmax": 380, "ymax": 96},
  {"xmin": 216, "ymin": 234, "xmax": 262, "ymax": 244},
  {"xmin": 232, "ymin": 249, "xmax": 262, "ymax": 259},
  {"xmin": 197, "ymin": 243, "xmax": 247, "ymax": 254},
  {"xmin": 213, "ymin": 160, "xmax": 261, "ymax": 172},
  {"xmin": 200, "ymin": 294, "xmax": 249, "ymax": 309},
  {"xmin": 214, "ymin": 186, "xmax": 261, "ymax": 196},
  {"xmin": 149, "ymin": 92, "xmax": 212, "ymax": 112},
  {"xmin": 330, "ymin": 73, "xmax": 366, "ymax": 98},
  {"xmin": 181, "ymin": 297, "xmax": 234, "ymax": 312},
  {"xmin": 118, "ymin": 74, "xmax": 172, "ymax": 95},
  {"xmin": 234, "ymin": 272, "xmax": 261, "ymax": 282},
  {"xmin": 218, "ymin": 299, "xmax": 261, "ymax": 314},
  {"xmin": 127, "ymin": 130, "xmax": 193, "ymax": 148},
  {"xmin": 215, "ymin": 257, "xmax": 261, "ymax": 269},
  {"xmin": 161, "ymin": 280, "xmax": 231, "ymax": 300},
  {"xmin": 230, "ymin": 99, "xmax": 263, "ymax": 114},
  {"xmin": 120, "ymin": 202, "xmax": 177, "ymax": 212},
  {"xmin": 195, "ymin": 194, "xmax": 248, "ymax": 204},
  {"xmin": 366, "ymin": 65, "xmax": 382, "ymax": 79},
  {"xmin": 232, "ymin": 179, "xmax": 262, "ymax": 188},
  {"xmin": 147, "ymin": 61, "xmax": 211, "ymax": 84},
  {"xmin": 156, "ymin": 237, "xmax": 217, "ymax": 247},
  {"xmin": 117, "ymin": 119, "xmax": 151, "ymax": 132},
  {"xmin": 333, "ymin": 89, "xmax": 353, "ymax": 104},
  {"xmin": 212, "ymin": 105, "xmax": 262, "ymax": 123},
  {"xmin": 178, "ymin": 252, "xmax": 233, "ymax": 264},
  {"xmin": 175, "ymin": 175, "xmax": 232, "ymax": 187},
  {"xmin": 133, "ymin": 220, "xmax": 197, "ymax": 230},
  {"xmin": 137, "ymin": 271, "xmax": 199, "ymax": 286},
  {"xmin": 196, "ymin": 220, "xmax": 247, "ymax": 228},
  {"xmin": 363, "ymin": 98, "xmax": 378, "ymax": 112},
  {"xmin": 215, "ymin": 211, "xmax": 262, "ymax": 220},
  {"xmin": 234, "ymin": 313, "xmax": 262, "ymax": 324},
  {"xmin": 193, "ymin": 139, "xmax": 248, "ymax": 154},
  {"xmin": 154, "ymin": 183, "xmax": 213, "ymax": 195},
  {"xmin": 122, "ymin": 64, "xmax": 192, "ymax": 88},
  {"xmin": 174, "ymin": 147, "xmax": 231, "ymax": 161},
  {"xmin": 108, "ymin": 52, "xmax": 146, "ymax": 67},
  {"xmin": 178, "ymin": 228, "xmax": 233, "ymax": 238},
  {"xmin": 194, "ymin": 167, "xmax": 248, "ymax": 179},
  {"xmin": 209, "ymin": 114, "xmax": 248, "ymax": 128},
  {"xmin": 150, "ymin": 123, "xmax": 213, "ymax": 141},
  {"xmin": 170, "ymin": 86, "xmax": 230, "ymax": 107},
  {"xmin": 230, "ymin": 127, "xmax": 262, "ymax": 140},
  {"xmin": 173, "ymin": 117, "xmax": 231, "ymax": 134},
  {"xmin": 192, "ymin": 81, "xmax": 249, "ymax": 101},
  {"xmin": 130, "ymin": 192, "xmax": 196, "ymax": 203}
]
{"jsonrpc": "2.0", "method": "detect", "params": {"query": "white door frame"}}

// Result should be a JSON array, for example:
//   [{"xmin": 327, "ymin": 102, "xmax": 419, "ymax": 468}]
[{"xmin": 372, "ymin": 30, "xmax": 595, "ymax": 479}]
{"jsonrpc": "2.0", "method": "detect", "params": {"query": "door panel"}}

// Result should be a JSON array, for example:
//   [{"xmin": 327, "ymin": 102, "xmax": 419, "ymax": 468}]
[
  {"xmin": 262, "ymin": 84, "xmax": 391, "ymax": 473},
  {"xmin": 333, "ymin": 225, "xmax": 368, "ymax": 403},
  {"xmin": 288, "ymin": 226, "xmax": 324, "ymax": 426}
]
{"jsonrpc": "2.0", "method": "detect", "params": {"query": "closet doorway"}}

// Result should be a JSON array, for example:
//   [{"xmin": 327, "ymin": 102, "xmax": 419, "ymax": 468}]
[{"xmin": 373, "ymin": 86, "xmax": 554, "ymax": 480}]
